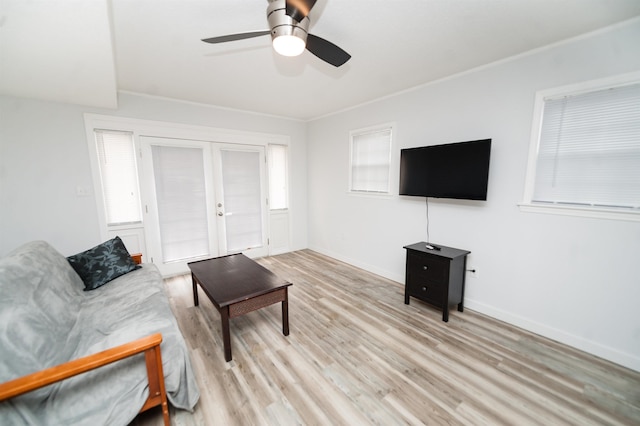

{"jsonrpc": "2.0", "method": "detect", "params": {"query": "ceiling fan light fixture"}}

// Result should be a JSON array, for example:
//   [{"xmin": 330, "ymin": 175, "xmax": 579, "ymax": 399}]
[
  {"xmin": 203, "ymin": 0, "xmax": 350, "ymax": 67},
  {"xmin": 268, "ymin": 0, "xmax": 309, "ymax": 57},
  {"xmin": 272, "ymin": 35, "xmax": 306, "ymax": 56}
]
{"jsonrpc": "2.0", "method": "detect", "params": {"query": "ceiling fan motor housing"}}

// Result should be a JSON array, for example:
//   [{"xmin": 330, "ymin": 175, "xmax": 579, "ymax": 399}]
[
  {"xmin": 201, "ymin": 0, "xmax": 349, "ymax": 67},
  {"xmin": 267, "ymin": 0, "xmax": 310, "ymax": 44}
]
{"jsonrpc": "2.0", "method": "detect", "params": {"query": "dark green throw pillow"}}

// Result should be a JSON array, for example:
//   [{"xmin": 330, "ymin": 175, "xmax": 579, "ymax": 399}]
[{"xmin": 67, "ymin": 236, "xmax": 140, "ymax": 291}]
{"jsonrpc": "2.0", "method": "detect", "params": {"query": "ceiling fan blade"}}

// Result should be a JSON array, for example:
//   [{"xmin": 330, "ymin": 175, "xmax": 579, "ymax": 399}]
[
  {"xmin": 202, "ymin": 30, "xmax": 270, "ymax": 44},
  {"xmin": 286, "ymin": 0, "xmax": 317, "ymax": 22},
  {"xmin": 306, "ymin": 34, "xmax": 351, "ymax": 67}
]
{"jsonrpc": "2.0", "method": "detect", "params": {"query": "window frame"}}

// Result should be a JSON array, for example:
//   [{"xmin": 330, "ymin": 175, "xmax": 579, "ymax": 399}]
[
  {"xmin": 519, "ymin": 72, "xmax": 640, "ymax": 222},
  {"xmin": 84, "ymin": 113, "xmax": 291, "ymax": 246},
  {"xmin": 348, "ymin": 123, "xmax": 395, "ymax": 196}
]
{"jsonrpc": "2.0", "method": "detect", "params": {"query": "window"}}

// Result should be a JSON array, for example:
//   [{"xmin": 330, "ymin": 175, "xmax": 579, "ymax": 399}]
[
  {"xmin": 349, "ymin": 126, "xmax": 393, "ymax": 194},
  {"xmin": 268, "ymin": 144, "xmax": 289, "ymax": 210},
  {"xmin": 94, "ymin": 130, "xmax": 142, "ymax": 225},
  {"xmin": 521, "ymin": 74, "xmax": 640, "ymax": 221}
]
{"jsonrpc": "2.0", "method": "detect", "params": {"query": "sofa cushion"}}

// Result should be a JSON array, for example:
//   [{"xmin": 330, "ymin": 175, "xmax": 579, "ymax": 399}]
[
  {"xmin": 67, "ymin": 236, "xmax": 140, "ymax": 291},
  {"xmin": 0, "ymin": 241, "xmax": 200, "ymax": 425},
  {"xmin": 0, "ymin": 241, "xmax": 84, "ymax": 382}
]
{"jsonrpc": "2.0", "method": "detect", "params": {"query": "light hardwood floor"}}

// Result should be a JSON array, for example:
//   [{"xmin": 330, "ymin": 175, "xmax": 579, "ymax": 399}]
[{"xmin": 133, "ymin": 249, "xmax": 640, "ymax": 425}]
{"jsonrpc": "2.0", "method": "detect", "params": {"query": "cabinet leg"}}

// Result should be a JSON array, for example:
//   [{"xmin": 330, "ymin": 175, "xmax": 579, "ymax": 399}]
[
  {"xmin": 442, "ymin": 307, "xmax": 449, "ymax": 322},
  {"xmin": 457, "ymin": 302, "xmax": 464, "ymax": 312}
]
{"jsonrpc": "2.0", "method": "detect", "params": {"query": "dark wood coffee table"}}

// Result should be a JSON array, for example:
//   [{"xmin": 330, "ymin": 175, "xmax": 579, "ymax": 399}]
[{"xmin": 188, "ymin": 254, "xmax": 292, "ymax": 362}]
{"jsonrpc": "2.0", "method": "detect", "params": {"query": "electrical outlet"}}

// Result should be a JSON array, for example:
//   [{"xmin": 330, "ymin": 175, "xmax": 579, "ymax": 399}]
[{"xmin": 76, "ymin": 186, "xmax": 93, "ymax": 197}]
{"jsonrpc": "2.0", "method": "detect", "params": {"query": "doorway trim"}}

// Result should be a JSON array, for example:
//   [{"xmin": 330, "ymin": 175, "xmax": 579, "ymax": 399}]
[{"xmin": 84, "ymin": 113, "xmax": 290, "ymax": 272}]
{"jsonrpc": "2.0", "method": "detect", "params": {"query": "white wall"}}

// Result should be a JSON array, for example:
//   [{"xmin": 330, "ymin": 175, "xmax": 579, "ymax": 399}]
[
  {"xmin": 0, "ymin": 93, "xmax": 308, "ymax": 257},
  {"xmin": 306, "ymin": 21, "xmax": 640, "ymax": 371},
  {"xmin": 1, "ymin": 19, "xmax": 638, "ymax": 373}
]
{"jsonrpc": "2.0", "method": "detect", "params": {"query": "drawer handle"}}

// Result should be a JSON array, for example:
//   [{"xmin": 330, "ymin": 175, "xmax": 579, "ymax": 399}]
[
  {"xmin": 421, "ymin": 286, "xmax": 427, "ymax": 292},
  {"xmin": 422, "ymin": 266, "xmax": 428, "ymax": 270}
]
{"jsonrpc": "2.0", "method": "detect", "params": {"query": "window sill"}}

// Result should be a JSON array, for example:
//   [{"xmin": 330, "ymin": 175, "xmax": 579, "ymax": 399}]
[
  {"xmin": 518, "ymin": 202, "xmax": 640, "ymax": 222},
  {"xmin": 348, "ymin": 190, "xmax": 394, "ymax": 199},
  {"xmin": 107, "ymin": 222, "xmax": 144, "ymax": 230}
]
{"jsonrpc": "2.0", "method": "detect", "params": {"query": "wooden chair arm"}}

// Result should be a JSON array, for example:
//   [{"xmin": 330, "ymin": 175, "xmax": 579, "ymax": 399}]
[
  {"xmin": 0, "ymin": 333, "xmax": 169, "ymax": 425},
  {"xmin": 131, "ymin": 253, "xmax": 143, "ymax": 265}
]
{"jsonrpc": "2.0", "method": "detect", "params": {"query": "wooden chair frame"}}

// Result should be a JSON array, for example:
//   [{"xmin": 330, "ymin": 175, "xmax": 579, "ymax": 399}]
[{"xmin": 0, "ymin": 333, "xmax": 169, "ymax": 426}]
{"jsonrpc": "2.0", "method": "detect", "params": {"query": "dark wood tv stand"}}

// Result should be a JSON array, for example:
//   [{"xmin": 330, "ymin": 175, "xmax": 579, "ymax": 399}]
[{"xmin": 403, "ymin": 242, "xmax": 470, "ymax": 322}]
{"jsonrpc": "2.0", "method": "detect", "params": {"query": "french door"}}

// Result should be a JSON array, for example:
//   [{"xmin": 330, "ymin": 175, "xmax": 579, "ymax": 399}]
[{"xmin": 140, "ymin": 136, "xmax": 268, "ymax": 276}]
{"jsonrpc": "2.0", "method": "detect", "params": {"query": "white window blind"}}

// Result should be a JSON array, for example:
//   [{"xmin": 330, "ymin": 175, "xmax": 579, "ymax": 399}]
[
  {"xmin": 350, "ymin": 127, "xmax": 392, "ymax": 193},
  {"xmin": 532, "ymin": 82, "xmax": 640, "ymax": 210},
  {"xmin": 151, "ymin": 145, "xmax": 209, "ymax": 263},
  {"xmin": 221, "ymin": 150, "xmax": 263, "ymax": 252},
  {"xmin": 268, "ymin": 144, "xmax": 289, "ymax": 210},
  {"xmin": 94, "ymin": 130, "xmax": 142, "ymax": 225}
]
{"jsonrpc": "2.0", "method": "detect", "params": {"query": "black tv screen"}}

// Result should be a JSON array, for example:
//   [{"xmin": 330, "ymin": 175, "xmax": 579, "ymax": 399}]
[{"xmin": 399, "ymin": 139, "xmax": 491, "ymax": 200}]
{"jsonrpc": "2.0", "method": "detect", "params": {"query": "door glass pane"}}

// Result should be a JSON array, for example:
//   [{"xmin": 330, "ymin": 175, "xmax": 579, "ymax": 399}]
[
  {"xmin": 221, "ymin": 150, "xmax": 263, "ymax": 252},
  {"xmin": 151, "ymin": 145, "xmax": 209, "ymax": 262}
]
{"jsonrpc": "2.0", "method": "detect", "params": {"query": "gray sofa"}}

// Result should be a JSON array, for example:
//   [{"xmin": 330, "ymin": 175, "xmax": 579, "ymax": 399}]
[{"xmin": 0, "ymin": 241, "xmax": 200, "ymax": 425}]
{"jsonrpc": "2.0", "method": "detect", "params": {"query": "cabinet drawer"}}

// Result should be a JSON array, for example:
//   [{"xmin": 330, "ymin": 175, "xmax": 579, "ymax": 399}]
[
  {"xmin": 407, "ymin": 252, "xmax": 447, "ymax": 283},
  {"xmin": 407, "ymin": 279, "xmax": 444, "ymax": 305}
]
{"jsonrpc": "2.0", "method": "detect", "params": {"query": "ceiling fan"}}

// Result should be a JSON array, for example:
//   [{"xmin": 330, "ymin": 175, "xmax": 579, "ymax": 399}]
[{"xmin": 202, "ymin": 0, "xmax": 351, "ymax": 67}]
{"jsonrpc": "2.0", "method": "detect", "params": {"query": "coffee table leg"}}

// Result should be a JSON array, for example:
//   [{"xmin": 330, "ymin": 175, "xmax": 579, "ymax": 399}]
[
  {"xmin": 282, "ymin": 290, "xmax": 290, "ymax": 336},
  {"xmin": 192, "ymin": 273, "xmax": 199, "ymax": 307},
  {"xmin": 221, "ymin": 306, "xmax": 232, "ymax": 362}
]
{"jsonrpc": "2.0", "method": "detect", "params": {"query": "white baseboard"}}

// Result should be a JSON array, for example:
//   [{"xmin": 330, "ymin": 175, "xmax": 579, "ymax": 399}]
[
  {"xmin": 269, "ymin": 247, "xmax": 292, "ymax": 256},
  {"xmin": 306, "ymin": 245, "xmax": 640, "ymax": 372},
  {"xmin": 308, "ymin": 245, "xmax": 405, "ymax": 285},
  {"xmin": 464, "ymin": 299, "xmax": 640, "ymax": 372}
]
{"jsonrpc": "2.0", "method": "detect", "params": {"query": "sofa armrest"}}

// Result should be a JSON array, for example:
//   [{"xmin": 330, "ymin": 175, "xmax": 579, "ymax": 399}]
[
  {"xmin": 131, "ymin": 253, "xmax": 143, "ymax": 265},
  {"xmin": 0, "ymin": 333, "xmax": 169, "ymax": 425}
]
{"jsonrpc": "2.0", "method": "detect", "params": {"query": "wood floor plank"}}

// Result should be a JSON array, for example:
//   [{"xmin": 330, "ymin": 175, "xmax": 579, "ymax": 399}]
[{"xmin": 132, "ymin": 249, "xmax": 640, "ymax": 426}]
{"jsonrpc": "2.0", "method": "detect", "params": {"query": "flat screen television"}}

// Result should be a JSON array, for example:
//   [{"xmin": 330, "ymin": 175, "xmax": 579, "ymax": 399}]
[{"xmin": 399, "ymin": 139, "xmax": 492, "ymax": 200}]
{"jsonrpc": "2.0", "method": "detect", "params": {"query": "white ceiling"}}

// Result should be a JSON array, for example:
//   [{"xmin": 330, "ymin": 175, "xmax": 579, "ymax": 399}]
[{"xmin": 2, "ymin": 0, "xmax": 640, "ymax": 120}]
